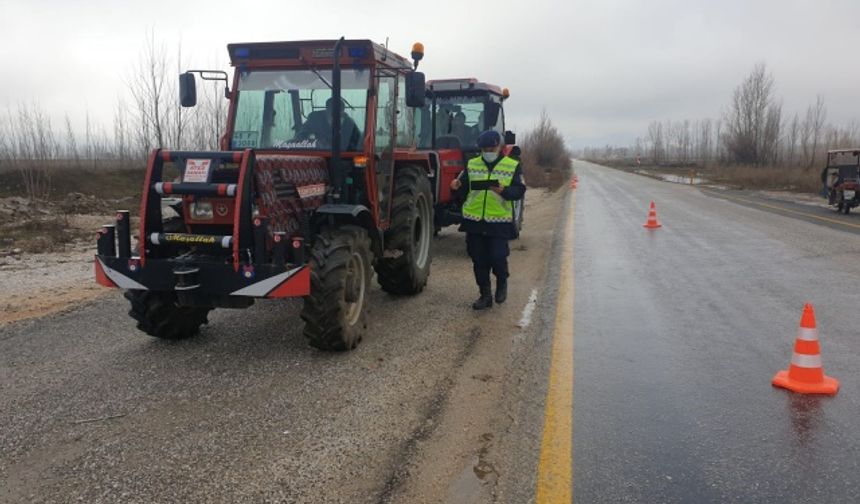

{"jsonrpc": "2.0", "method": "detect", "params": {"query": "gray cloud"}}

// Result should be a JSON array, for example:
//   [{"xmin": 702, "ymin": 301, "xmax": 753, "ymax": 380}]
[{"xmin": 2, "ymin": 0, "xmax": 857, "ymax": 149}]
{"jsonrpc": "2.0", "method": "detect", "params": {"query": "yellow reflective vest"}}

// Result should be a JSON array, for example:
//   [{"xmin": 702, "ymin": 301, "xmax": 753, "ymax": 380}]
[{"xmin": 461, "ymin": 155, "xmax": 518, "ymax": 223}]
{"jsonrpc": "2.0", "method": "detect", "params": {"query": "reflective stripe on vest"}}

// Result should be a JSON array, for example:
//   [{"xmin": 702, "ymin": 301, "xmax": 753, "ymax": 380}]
[{"xmin": 462, "ymin": 156, "xmax": 518, "ymax": 223}]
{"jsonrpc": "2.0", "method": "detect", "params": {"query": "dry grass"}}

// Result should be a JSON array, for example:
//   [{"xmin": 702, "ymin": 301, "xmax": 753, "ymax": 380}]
[
  {"xmin": 709, "ymin": 164, "xmax": 821, "ymax": 192},
  {"xmin": 585, "ymin": 157, "xmax": 822, "ymax": 193},
  {"xmin": 0, "ymin": 161, "xmax": 144, "ymax": 201}
]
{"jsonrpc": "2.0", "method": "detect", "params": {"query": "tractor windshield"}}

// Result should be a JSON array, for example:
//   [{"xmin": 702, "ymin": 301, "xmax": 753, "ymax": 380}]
[
  {"xmin": 423, "ymin": 94, "xmax": 504, "ymax": 149},
  {"xmin": 231, "ymin": 69, "xmax": 370, "ymax": 151}
]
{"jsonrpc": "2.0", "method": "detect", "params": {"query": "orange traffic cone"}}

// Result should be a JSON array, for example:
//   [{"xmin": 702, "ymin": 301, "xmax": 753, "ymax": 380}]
[
  {"xmin": 642, "ymin": 201, "xmax": 662, "ymax": 229},
  {"xmin": 772, "ymin": 303, "xmax": 839, "ymax": 395}
]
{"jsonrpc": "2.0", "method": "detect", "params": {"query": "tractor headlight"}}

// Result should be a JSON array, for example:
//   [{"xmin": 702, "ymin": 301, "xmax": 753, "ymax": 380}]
[{"xmin": 190, "ymin": 201, "xmax": 214, "ymax": 220}]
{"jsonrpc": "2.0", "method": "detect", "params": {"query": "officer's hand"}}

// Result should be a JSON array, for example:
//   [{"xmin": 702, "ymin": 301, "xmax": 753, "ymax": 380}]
[
  {"xmin": 450, "ymin": 179, "xmax": 462, "ymax": 191},
  {"xmin": 490, "ymin": 185, "xmax": 504, "ymax": 195}
]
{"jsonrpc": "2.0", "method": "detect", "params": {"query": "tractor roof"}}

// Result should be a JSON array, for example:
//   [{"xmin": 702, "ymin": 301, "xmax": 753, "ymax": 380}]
[
  {"xmin": 426, "ymin": 78, "xmax": 505, "ymax": 96},
  {"xmin": 827, "ymin": 149, "xmax": 860, "ymax": 167},
  {"xmin": 226, "ymin": 39, "xmax": 412, "ymax": 69}
]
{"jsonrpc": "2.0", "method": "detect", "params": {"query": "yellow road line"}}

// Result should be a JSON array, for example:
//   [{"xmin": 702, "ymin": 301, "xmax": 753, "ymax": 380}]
[
  {"xmin": 703, "ymin": 190, "xmax": 860, "ymax": 230},
  {"xmin": 535, "ymin": 191, "xmax": 575, "ymax": 503}
]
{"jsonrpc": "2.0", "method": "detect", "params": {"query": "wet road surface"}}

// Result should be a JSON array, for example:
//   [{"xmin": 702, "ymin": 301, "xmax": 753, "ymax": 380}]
[
  {"xmin": 703, "ymin": 188, "xmax": 860, "ymax": 237},
  {"xmin": 573, "ymin": 161, "xmax": 860, "ymax": 502}
]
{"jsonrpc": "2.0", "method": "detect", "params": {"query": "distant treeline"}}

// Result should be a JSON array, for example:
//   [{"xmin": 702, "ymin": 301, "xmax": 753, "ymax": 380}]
[
  {"xmin": 0, "ymin": 31, "xmax": 572, "ymax": 199},
  {"xmin": 579, "ymin": 63, "xmax": 859, "ymax": 170}
]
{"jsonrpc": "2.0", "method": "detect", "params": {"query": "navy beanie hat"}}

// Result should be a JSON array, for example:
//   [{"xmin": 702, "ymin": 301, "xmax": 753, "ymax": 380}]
[{"xmin": 476, "ymin": 130, "xmax": 502, "ymax": 148}]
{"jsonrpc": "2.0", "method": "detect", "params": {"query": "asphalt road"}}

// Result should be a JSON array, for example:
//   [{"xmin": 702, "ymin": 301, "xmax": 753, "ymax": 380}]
[
  {"xmin": 0, "ymin": 189, "xmax": 566, "ymax": 504},
  {"xmin": 573, "ymin": 161, "xmax": 860, "ymax": 502},
  {"xmin": 703, "ymin": 188, "xmax": 860, "ymax": 237}
]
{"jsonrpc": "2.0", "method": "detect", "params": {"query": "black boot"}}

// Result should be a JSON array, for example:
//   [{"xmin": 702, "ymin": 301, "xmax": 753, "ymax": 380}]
[
  {"xmin": 472, "ymin": 285, "xmax": 493, "ymax": 310},
  {"xmin": 495, "ymin": 278, "xmax": 507, "ymax": 304}
]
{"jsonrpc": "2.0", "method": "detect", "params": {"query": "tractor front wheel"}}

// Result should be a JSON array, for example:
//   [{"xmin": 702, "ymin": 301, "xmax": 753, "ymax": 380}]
[
  {"xmin": 125, "ymin": 290, "xmax": 211, "ymax": 340},
  {"xmin": 301, "ymin": 225, "xmax": 372, "ymax": 351},
  {"xmin": 376, "ymin": 165, "xmax": 433, "ymax": 295}
]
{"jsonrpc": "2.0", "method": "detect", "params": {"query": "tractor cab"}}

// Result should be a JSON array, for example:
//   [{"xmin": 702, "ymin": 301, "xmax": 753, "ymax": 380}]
[
  {"xmin": 96, "ymin": 38, "xmax": 440, "ymax": 351},
  {"xmin": 423, "ymin": 78, "xmax": 518, "ymax": 229},
  {"xmin": 822, "ymin": 149, "xmax": 860, "ymax": 214}
]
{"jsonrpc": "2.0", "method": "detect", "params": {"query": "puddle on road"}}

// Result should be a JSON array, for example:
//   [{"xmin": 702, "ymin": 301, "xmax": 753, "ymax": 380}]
[
  {"xmin": 445, "ymin": 433, "xmax": 497, "ymax": 503},
  {"xmin": 635, "ymin": 170, "xmax": 707, "ymax": 185},
  {"xmin": 655, "ymin": 173, "xmax": 706, "ymax": 185},
  {"xmin": 446, "ymin": 456, "xmax": 485, "ymax": 503}
]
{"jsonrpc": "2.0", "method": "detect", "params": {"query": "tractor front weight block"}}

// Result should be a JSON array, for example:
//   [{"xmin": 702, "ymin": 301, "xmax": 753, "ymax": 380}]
[{"xmin": 94, "ymin": 254, "xmax": 310, "ymax": 307}]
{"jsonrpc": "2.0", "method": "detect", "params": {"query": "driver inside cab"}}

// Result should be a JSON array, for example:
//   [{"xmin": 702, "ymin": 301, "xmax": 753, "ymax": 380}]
[{"xmin": 296, "ymin": 97, "xmax": 362, "ymax": 150}]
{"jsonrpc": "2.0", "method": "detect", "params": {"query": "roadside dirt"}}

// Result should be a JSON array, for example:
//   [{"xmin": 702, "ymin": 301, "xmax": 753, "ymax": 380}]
[
  {"xmin": 382, "ymin": 187, "xmax": 565, "ymax": 503},
  {"xmin": 0, "ymin": 245, "xmax": 109, "ymax": 325}
]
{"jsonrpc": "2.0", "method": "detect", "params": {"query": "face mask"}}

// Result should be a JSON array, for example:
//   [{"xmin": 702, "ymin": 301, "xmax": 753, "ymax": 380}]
[{"xmin": 482, "ymin": 151, "xmax": 499, "ymax": 163}]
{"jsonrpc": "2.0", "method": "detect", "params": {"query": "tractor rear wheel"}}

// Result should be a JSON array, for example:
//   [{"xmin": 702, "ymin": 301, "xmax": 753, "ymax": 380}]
[
  {"xmin": 125, "ymin": 290, "xmax": 211, "ymax": 340},
  {"xmin": 301, "ymin": 225, "xmax": 372, "ymax": 351},
  {"xmin": 376, "ymin": 165, "xmax": 433, "ymax": 295}
]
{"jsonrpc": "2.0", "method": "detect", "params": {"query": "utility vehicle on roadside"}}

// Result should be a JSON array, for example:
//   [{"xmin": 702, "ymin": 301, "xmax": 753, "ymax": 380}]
[
  {"xmin": 421, "ymin": 78, "xmax": 523, "ymax": 234},
  {"xmin": 821, "ymin": 149, "xmax": 860, "ymax": 214},
  {"xmin": 95, "ymin": 38, "xmax": 438, "ymax": 351}
]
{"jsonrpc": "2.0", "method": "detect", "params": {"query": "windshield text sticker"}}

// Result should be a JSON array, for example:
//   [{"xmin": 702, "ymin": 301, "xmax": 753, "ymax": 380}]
[
  {"xmin": 233, "ymin": 131, "xmax": 258, "ymax": 149},
  {"xmin": 184, "ymin": 159, "xmax": 212, "ymax": 183},
  {"xmin": 279, "ymin": 139, "xmax": 318, "ymax": 149}
]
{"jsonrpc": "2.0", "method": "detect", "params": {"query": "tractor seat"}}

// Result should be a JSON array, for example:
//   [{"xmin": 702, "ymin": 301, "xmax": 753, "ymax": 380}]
[{"xmin": 436, "ymin": 135, "xmax": 462, "ymax": 150}]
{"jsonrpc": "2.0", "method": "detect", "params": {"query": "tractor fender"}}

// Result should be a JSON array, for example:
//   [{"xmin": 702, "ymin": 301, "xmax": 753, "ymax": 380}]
[{"xmin": 313, "ymin": 204, "xmax": 382, "ymax": 257}]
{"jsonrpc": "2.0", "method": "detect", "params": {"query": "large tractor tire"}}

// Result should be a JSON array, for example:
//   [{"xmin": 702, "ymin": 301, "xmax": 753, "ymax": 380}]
[
  {"xmin": 376, "ymin": 165, "xmax": 433, "ymax": 295},
  {"xmin": 125, "ymin": 290, "xmax": 211, "ymax": 340},
  {"xmin": 301, "ymin": 225, "xmax": 372, "ymax": 351}
]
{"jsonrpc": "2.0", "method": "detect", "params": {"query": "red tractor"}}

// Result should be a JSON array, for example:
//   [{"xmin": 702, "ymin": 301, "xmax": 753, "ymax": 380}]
[
  {"xmin": 95, "ymin": 39, "xmax": 438, "ymax": 351},
  {"xmin": 420, "ymin": 78, "xmax": 522, "ymax": 233}
]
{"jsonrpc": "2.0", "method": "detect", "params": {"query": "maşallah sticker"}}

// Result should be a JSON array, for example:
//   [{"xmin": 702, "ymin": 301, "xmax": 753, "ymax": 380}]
[
  {"xmin": 297, "ymin": 183, "xmax": 326, "ymax": 199},
  {"xmin": 184, "ymin": 159, "xmax": 212, "ymax": 183}
]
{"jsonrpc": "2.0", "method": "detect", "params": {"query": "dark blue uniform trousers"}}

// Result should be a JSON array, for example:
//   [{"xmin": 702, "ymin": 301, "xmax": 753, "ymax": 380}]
[{"xmin": 466, "ymin": 233, "xmax": 510, "ymax": 288}]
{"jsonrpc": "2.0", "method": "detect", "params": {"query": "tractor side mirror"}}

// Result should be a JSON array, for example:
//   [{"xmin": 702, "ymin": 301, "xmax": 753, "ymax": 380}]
[
  {"xmin": 505, "ymin": 130, "xmax": 516, "ymax": 145},
  {"xmin": 405, "ymin": 71, "xmax": 426, "ymax": 108},
  {"xmin": 179, "ymin": 72, "xmax": 197, "ymax": 107}
]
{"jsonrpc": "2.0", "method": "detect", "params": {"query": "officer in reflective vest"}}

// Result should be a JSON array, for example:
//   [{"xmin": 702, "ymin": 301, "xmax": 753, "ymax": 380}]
[{"xmin": 450, "ymin": 130, "xmax": 526, "ymax": 310}]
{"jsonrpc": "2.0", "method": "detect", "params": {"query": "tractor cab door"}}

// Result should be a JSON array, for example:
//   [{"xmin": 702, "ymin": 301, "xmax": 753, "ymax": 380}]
[{"xmin": 374, "ymin": 73, "xmax": 397, "ymax": 226}]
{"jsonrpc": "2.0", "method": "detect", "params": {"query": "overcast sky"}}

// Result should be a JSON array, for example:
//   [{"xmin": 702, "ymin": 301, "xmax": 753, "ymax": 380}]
[{"xmin": 1, "ymin": 0, "xmax": 858, "ymax": 148}]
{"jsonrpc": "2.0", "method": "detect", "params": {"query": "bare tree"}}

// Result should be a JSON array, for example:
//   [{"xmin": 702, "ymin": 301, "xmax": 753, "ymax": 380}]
[
  {"xmin": 761, "ymin": 101, "xmax": 782, "ymax": 165},
  {"xmin": 785, "ymin": 113, "xmax": 799, "ymax": 166},
  {"xmin": 647, "ymin": 121, "xmax": 663, "ymax": 165},
  {"xmin": 127, "ymin": 30, "xmax": 171, "ymax": 154},
  {"xmin": 699, "ymin": 118, "xmax": 713, "ymax": 167},
  {"xmin": 9, "ymin": 103, "xmax": 56, "ymax": 200},
  {"xmin": 63, "ymin": 114, "xmax": 80, "ymax": 166},
  {"xmin": 806, "ymin": 95, "xmax": 827, "ymax": 169},
  {"xmin": 723, "ymin": 63, "xmax": 776, "ymax": 165}
]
